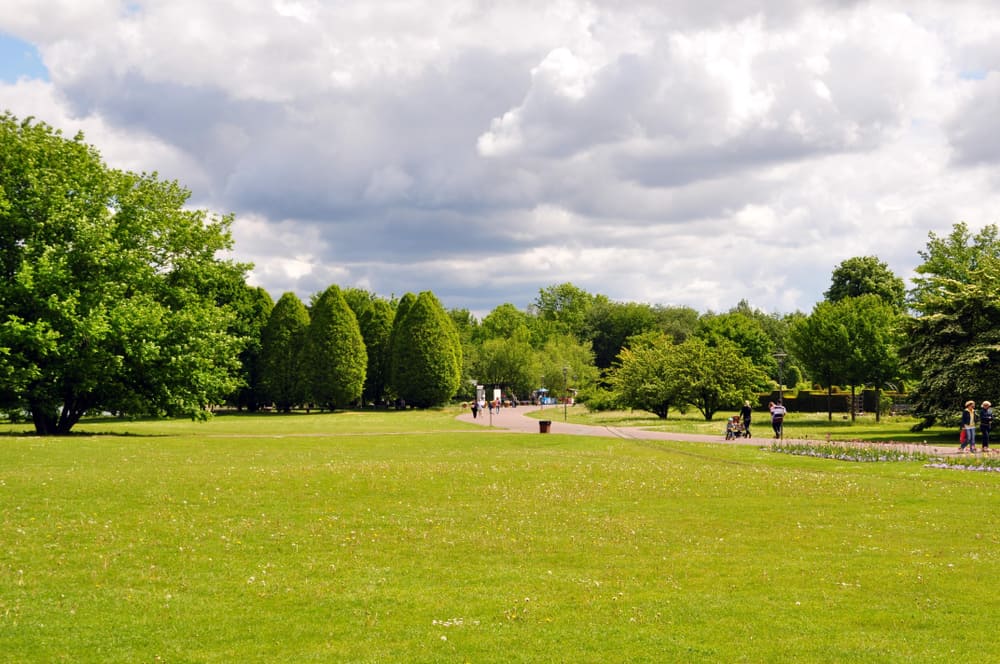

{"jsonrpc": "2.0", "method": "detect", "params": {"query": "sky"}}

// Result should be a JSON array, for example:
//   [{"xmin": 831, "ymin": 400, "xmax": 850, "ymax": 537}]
[{"xmin": 2, "ymin": 1, "xmax": 1000, "ymax": 319}]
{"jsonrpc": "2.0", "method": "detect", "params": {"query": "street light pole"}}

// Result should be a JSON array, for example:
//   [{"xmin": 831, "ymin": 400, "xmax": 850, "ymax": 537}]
[
  {"xmin": 773, "ymin": 350, "xmax": 787, "ymax": 440},
  {"xmin": 773, "ymin": 351, "xmax": 787, "ymax": 404}
]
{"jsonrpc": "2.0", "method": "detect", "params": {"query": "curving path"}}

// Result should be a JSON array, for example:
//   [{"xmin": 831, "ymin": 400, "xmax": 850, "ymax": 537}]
[{"xmin": 456, "ymin": 404, "xmax": 963, "ymax": 456}]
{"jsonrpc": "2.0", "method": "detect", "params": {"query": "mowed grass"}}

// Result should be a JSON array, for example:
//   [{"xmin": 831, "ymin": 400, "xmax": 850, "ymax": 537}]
[
  {"xmin": 1, "ymin": 410, "xmax": 998, "ymax": 662},
  {"xmin": 553, "ymin": 407, "xmax": 962, "ymax": 446}
]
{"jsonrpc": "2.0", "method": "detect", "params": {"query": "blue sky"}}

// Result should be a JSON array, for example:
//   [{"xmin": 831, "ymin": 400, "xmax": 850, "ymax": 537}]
[
  {"xmin": 0, "ymin": 33, "xmax": 47, "ymax": 82},
  {"xmin": 1, "ymin": 1, "xmax": 1000, "ymax": 318}
]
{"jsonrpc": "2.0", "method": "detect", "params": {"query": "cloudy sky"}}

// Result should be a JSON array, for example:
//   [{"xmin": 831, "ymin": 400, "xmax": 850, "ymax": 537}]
[{"xmin": 2, "ymin": 1, "xmax": 1000, "ymax": 318}]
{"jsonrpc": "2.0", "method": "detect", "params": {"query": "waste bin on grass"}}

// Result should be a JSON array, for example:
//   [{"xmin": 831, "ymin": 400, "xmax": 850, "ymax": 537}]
[{"xmin": 539, "ymin": 420, "xmax": 551, "ymax": 433}]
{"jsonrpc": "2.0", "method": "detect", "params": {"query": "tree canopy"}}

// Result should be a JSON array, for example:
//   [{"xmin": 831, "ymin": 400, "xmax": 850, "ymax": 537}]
[
  {"xmin": 305, "ymin": 285, "xmax": 367, "ymax": 410},
  {"xmin": 825, "ymin": 255, "xmax": 906, "ymax": 310},
  {"xmin": 390, "ymin": 291, "xmax": 463, "ymax": 407},
  {"xmin": 260, "ymin": 292, "xmax": 311, "ymax": 412},
  {"xmin": 0, "ymin": 113, "xmax": 248, "ymax": 434},
  {"xmin": 902, "ymin": 223, "xmax": 1000, "ymax": 425}
]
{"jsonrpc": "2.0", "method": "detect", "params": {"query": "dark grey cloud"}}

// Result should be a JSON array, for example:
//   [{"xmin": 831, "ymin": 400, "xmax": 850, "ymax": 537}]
[
  {"xmin": 947, "ymin": 73, "xmax": 1000, "ymax": 166},
  {"xmin": 5, "ymin": 0, "xmax": 1000, "ymax": 317}
]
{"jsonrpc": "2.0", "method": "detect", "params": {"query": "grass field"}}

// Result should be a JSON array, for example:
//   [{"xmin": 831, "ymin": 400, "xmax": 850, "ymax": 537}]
[
  {"xmin": 2, "ymin": 409, "xmax": 998, "ymax": 662},
  {"xmin": 548, "ymin": 406, "xmax": 963, "ymax": 446}
]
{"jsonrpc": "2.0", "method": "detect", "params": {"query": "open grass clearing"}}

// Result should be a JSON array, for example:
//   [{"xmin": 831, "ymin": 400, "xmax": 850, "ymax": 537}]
[
  {"xmin": 544, "ymin": 407, "xmax": 962, "ymax": 446},
  {"xmin": 1, "ymin": 410, "xmax": 997, "ymax": 662}
]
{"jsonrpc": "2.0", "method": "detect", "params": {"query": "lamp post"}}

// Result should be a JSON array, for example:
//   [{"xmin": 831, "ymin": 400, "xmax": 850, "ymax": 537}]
[
  {"xmin": 773, "ymin": 350, "xmax": 787, "ymax": 440},
  {"xmin": 773, "ymin": 351, "xmax": 787, "ymax": 404},
  {"xmin": 562, "ymin": 366, "xmax": 569, "ymax": 422}
]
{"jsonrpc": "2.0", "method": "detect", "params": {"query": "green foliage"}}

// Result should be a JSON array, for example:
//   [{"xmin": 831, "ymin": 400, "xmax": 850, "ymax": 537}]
[
  {"xmin": 390, "ymin": 291, "xmax": 462, "ymax": 407},
  {"xmin": 695, "ymin": 310, "xmax": 776, "ymax": 372},
  {"xmin": 536, "ymin": 334, "xmax": 599, "ymax": 398},
  {"xmin": 789, "ymin": 300, "xmax": 852, "ymax": 418},
  {"xmin": 825, "ymin": 255, "xmax": 906, "ymax": 309},
  {"xmin": 790, "ymin": 295, "xmax": 902, "ymax": 421},
  {"xmin": 530, "ymin": 282, "xmax": 595, "ymax": 340},
  {"xmin": 344, "ymin": 288, "xmax": 396, "ymax": 405},
  {"xmin": 472, "ymin": 336, "xmax": 537, "ymax": 399},
  {"xmin": 476, "ymin": 303, "xmax": 530, "ymax": 342},
  {"xmin": 305, "ymin": 285, "xmax": 367, "ymax": 409},
  {"xmin": 260, "ymin": 292, "xmax": 311, "ymax": 412},
  {"xmin": 655, "ymin": 304, "xmax": 700, "ymax": 343},
  {"xmin": 363, "ymin": 298, "xmax": 396, "ymax": 405},
  {"xmin": 672, "ymin": 337, "xmax": 768, "ymax": 421},
  {"xmin": 585, "ymin": 298, "xmax": 662, "ymax": 369},
  {"xmin": 902, "ymin": 223, "xmax": 1000, "ymax": 425},
  {"xmin": 0, "ymin": 113, "xmax": 247, "ymax": 434},
  {"xmin": 608, "ymin": 334, "xmax": 683, "ymax": 419},
  {"xmin": 225, "ymin": 285, "xmax": 273, "ymax": 411},
  {"xmin": 610, "ymin": 334, "xmax": 766, "ymax": 421}
]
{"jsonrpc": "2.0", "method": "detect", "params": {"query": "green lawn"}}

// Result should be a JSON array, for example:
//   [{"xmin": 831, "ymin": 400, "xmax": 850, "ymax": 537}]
[
  {"xmin": 2, "ymin": 409, "xmax": 997, "ymax": 662},
  {"xmin": 549, "ymin": 406, "xmax": 963, "ymax": 446}
]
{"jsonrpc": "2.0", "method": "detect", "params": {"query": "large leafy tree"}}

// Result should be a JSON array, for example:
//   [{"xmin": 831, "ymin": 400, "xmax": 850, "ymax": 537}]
[
  {"xmin": 530, "ymin": 282, "xmax": 595, "ymax": 341},
  {"xmin": 839, "ymin": 294, "xmax": 903, "ymax": 422},
  {"xmin": 788, "ymin": 300, "xmax": 852, "ymax": 420},
  {"xmin": 477, "ymin": 303, "xmax": 530, "ymax": 342},
  {"xmin": 260, "ymin": 292, "xmax": 310, "ymax": 412},
  {"xmin": 0, "ymin": 113, "xmax": 247, "ymax": 434},
  {"xmin": 535, "ymin": 334, "xmax": 599, "ymax": 400},
  {"xmin": 305, "ymin": 285, "xmax": 367, "ymax": 410},
  {"xmin": 902, "ymin": 223, "xmax": 1000, "ymax": 426},
  {"xmin": 390, "ymin": 291, "xmax": 462, "ymax": 407},
  {"xmin": 585, "ymin": 298, "xmax": 661, "ymax": 370},
  {"xmin": 608, "ymin": 333, "xmax": 684, "ymax": 419},
  {"xmin": 472, "ymin": 336, "xmax": 537, "ymax": 400},
  {"xmin": 653, "ymin": 305, "xmax": 700, "ymax": 343},
  {"xmin": 672, "ymin": 337, "xmax": 767, "ymax": 421},
  {"xmin": 825, "ymin": 255, "xmax": 906, "ymax": 310},
  {"xmin": 695, "ymin": 310, "xmax": 776, "ymax": 374}
]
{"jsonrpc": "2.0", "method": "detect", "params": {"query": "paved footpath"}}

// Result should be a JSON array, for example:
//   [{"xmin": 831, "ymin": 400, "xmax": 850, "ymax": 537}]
[{"xmin": 456, "ymin": 404, "xmax": 962, "ymax": 456}]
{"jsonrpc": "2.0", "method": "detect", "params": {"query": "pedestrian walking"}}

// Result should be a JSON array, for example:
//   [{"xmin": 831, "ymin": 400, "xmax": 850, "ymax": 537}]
[
  {"xmin": 960, "ymin": 400, "xmax": 977, "ymax": 452},
  {"xmin": 980, "ymin": 401, "xmax": 993, "ymax": 452}
]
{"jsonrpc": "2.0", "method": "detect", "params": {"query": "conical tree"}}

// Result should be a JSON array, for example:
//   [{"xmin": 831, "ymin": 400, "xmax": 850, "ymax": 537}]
[
  {"xmin": 260, "ymin": 292, "xmax": 310, "ymax": 412},
  {"xmin": 362, "ymin": 298, "xmax": 395, "ymax": 405},
  {"xmin": 227, "ymin": 284, "xmax": 274, "ymax": 411},
  {"xmin": 305, "ymin": 285, "xmax": 367, "ymax": 410},
  {"xmin": 390, "ymin": 291, "xmax": 462, "ymax": 407}
]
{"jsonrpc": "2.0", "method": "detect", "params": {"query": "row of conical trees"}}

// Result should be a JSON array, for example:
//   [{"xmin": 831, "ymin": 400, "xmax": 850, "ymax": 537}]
[{"xmin": 258, "ymin": 286, "xmax": 461, "ymax": 411}]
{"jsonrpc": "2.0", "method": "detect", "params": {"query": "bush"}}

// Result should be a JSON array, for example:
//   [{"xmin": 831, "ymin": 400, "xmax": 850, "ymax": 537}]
[{"xmin": 577, "ymin": 387, "xmax": 621, "ymax": 412}]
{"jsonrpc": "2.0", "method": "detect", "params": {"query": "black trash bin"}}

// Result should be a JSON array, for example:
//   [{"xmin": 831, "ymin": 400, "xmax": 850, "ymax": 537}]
[{"xmin": 539, "ymin": 420, "xmax": 551, "ymax": 433}]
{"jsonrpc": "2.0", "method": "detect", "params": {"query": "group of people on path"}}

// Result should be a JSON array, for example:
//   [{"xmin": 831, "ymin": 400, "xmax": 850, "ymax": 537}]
[
  {"xmin": 959, "ymin": 399, "xmax": 993, "ymax": 453},
  {"xmin": 470, "ymin": 397, "xmax": 512, "ymax": 419},
  {"xmin": 726, "ymin": 400, "xmax": 786, "ymax": 440}
]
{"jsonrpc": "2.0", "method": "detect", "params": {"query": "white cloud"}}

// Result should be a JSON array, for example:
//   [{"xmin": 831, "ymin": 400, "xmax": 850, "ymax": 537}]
[{"xmin": 2, "ymin": 0, "xmax": 1000, "ymax": 317}]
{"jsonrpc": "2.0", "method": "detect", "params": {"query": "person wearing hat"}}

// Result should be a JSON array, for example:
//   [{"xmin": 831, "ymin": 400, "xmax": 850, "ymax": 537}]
[
  {"xmin": 981, "ymin": 401, "xmax": 994, "ymax": 452},
  {"xmin": 960, "ymin": 400, "xmax": 977, "ymax": 453}
]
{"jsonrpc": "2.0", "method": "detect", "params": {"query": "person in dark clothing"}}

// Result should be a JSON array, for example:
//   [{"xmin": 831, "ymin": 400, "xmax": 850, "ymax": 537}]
[
  {"xmin": 740, "ymin": 400, "xmax": 753, "ymax": 438},
  {"xmin": 981, "ymin": 401, "xmax": 993, "ymax": 451}
]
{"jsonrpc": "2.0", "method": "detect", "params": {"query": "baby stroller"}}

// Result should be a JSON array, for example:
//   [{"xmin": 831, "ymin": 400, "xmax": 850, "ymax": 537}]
[{"xmin": 724, "ymin": 415, "xmax": 746, "ymax": 440}]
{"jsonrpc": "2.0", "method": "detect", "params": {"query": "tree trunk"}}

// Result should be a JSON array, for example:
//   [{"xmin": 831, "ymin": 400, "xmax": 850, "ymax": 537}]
[
  {"xmin": 827, "ymin": 385, "xmax": 833, "ymax": 421},
  {"xmin": 30, "ymin": 403, "xmax": 58, "ymax": 436}
]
